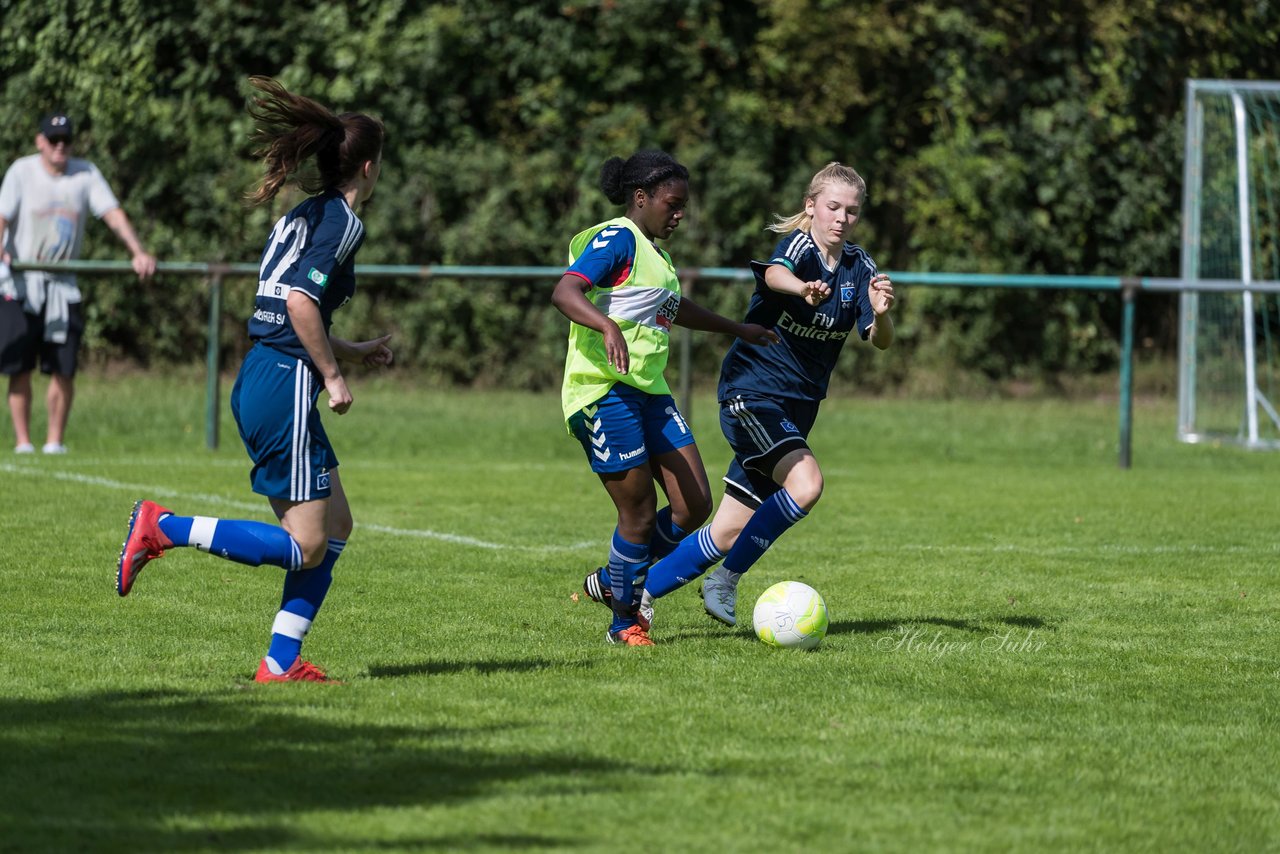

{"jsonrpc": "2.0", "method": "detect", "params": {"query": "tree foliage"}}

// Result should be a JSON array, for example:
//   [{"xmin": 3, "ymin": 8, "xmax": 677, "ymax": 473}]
[{"xmin": 2, "ymin": 0, "xmax": 1277, "ymax": 389}]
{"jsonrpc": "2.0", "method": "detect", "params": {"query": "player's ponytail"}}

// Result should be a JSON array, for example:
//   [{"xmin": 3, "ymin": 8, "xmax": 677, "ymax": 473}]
[
  {"xmin": 769, "ymin": 162, "xmax": 866, "ymax": 234},
  {"xmin": 246, "ymin": 76, "xmax": 385, "ymax": 206},
  {"xmin": 599, "ymin": 149, "xmax": 689, "ymax": 207}
]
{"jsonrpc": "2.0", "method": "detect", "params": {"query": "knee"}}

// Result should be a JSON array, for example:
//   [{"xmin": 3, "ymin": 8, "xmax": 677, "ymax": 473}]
[
  {"xmin": 330, "ymin": 508, "xmax": 354, "ymax": 542},
  {"xmin": 787, "ymin": 471, "xmax": 824, "ymax": 512},
  {"xmin": 618, "ymin": 506, "xmax": 657, "ymax": 542},
  {"xmin": 297, "ymin": 535, "xmax": 329, "ymax": 569},
  {"xmin": 686, "ymin": 493, "xmax": 713, "ymax": 529}
]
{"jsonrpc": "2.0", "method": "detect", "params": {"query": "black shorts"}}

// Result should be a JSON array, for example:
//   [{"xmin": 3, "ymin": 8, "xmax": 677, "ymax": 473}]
[
  {"xmin": 718, "ymin": 394, "xmax": 819, "ymax": 508},
  {"xmin": 0, "ymin": 297, "xmax": 84, "ymax": 377}
]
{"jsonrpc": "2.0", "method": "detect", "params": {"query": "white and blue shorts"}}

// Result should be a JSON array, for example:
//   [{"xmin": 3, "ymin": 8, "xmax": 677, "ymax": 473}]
[
  {"xmin": 568, "ymin": 383, "xmax": 696, "ymax": 474},
  {"xmin": 231, "ymin": 343, "xmax": 337, "ymax": 502}
]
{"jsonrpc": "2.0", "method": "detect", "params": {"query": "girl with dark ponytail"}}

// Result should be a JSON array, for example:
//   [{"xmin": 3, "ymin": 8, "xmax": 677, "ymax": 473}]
[
  {"xmin": 117, "ymin": 78, "xmax": 394, "ymax": 684},
  {"xmin": 552, "ymin": 149, "xmax": 779, "ymax": 646}
]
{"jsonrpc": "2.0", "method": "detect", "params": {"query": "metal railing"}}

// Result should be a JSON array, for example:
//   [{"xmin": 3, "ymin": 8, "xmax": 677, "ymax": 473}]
[{"xmin": 14, "ymin": 259, "xmax": 1280, "ymax": 468}]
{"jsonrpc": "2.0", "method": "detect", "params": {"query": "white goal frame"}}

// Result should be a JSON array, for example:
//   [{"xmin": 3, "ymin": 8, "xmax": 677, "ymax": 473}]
[{"xmin": 1178, "ymin": 79, "xmax": 1280, "ymax": 449}]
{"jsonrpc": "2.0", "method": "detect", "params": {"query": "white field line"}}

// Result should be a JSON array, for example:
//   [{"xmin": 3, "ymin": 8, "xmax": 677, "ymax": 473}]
[
  {"xmin": 5, "ymin": 462, "xmax": 1274, "ymax": 559},
  {"xmin": 1, "ymin": 462, "xmax": 597, "ymax": 554}
]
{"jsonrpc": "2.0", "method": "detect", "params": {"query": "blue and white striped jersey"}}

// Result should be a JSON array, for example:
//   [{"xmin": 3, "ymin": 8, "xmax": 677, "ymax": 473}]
[
  {"xmin": 247, "ymin": 189, "xmax": 364, "ymax": 362},
  {"xmin": 718, "ymin": 229, "xmax": 877, "ymax": 403}
]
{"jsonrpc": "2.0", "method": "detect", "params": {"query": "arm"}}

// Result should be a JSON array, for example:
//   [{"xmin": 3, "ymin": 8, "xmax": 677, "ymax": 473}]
[
  {"xmin": 331, "ymin": 333, "xmax": 394, "ymax": 367},
  {"xmin": 287, "ymin": 290, "xmax": 352, "ymax": 413},
  {"xmin": 866, "ymin": 272, "xmax": 895, "ymax": 350},
  {"xmin": 674, "ymin": 297, "xmax": 779, "ymax": 346},
  {"xmin": 101, "ymin": 208, "xmax": 156, "ymax": 280},
  {"xmin": 763, "ymin": 264, "xmax": 830, "ymax": 306},
  {"xmin": 0, "ymin": 215, "xmax": 8, "ymax": 265},
  {"xmin": 551, "ymin": 273, "xmax": 631, "ymax": 373}
]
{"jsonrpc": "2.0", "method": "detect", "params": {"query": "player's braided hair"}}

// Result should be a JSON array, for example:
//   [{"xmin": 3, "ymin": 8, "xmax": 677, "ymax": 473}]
[
  {"xmin": 599, "ymin": 149, "xmax": 690, "ymax": 206},
  {"xmin": 246, "ymin": 76, "xmax": 386, "ymax": 206}
]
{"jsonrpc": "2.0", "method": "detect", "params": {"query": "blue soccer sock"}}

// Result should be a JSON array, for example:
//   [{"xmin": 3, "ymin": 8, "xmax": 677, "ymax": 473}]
[
  {"xmin": 264, "ymin": 539, "xmax": 344, "ymax": 674},
  {"xmin": 605, "ymin": 529, "xmax": 650, "ymax": 634},
  {"xmin": 158, "ymin": 514, "xmax": 303, "ymax": 571},
  {"xmin": 590, "ymin": 507, "xmax": 690, "ymax": 597},
  {"xmin": 645, "ymin": 527, "xmax": 726, "ymax": 599},
  {"xmin": 649, "ymin": 506, "xmax": 689, "ymax": 561},
  {"xmin": 721, "ymin": 489, "xmax": 808, "ymax": 575}
]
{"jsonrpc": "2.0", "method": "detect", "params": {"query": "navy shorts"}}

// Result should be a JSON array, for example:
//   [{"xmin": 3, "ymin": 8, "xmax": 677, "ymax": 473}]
[
  {"xmin": 568, "ymin": 382, "xmax": 696, "ymax": 474},
  {"xmin": 719, "ymin": 394, "xmax": 819, "ymax": 508},
  {"xmin": 0, "ymin": 297, "xmax": 84, "ymax": 377},
  {"xmin": 231, "ymin": 343, "xmax": 338, "ymax": 502}
]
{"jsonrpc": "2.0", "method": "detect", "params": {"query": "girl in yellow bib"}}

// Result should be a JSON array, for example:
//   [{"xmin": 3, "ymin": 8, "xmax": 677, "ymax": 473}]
[{"xmin": 552, "ymin": 150, "xmax": 777, "ymax": 646}]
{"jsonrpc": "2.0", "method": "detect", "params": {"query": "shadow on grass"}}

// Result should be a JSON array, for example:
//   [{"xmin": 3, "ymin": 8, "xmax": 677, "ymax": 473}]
[
  {"xmin": 830, "ymin": 614, "xmax": 1055, "ymax": 636},
  {"xmin": 0, "ymin": 687, "xmax": 637, "ymax": 850},
  {"xmin": 831, "ymin": 616, "xmax": 989, "ymax": 635},
  {"xmin": 366, "ymin": 658, "xmax": 596, "ymax": 679},
  {"xmin": 659, "ymin": 624, "xmax": 754, "ymax": 642}
]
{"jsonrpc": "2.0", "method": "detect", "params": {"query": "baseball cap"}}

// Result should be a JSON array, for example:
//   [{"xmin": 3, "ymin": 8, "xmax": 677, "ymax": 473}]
[{"xmin": 40, "ymin": 113, "xmax": 74, "ymax": 140}]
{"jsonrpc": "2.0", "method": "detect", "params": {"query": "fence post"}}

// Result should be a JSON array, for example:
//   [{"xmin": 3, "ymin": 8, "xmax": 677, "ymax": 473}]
[
  {"xmin": 205, "ymin": 272, "xmax": 223, "ymax": 450},
  {"xmin": 1118, "ymin": 279, "xmax": 1139, "ymax": 469}
]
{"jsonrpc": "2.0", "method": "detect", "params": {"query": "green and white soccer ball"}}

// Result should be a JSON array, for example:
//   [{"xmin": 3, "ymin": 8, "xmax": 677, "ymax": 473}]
[{"xmin": 752, "ymin": 581, "xmax": 829, "ymax": 649}]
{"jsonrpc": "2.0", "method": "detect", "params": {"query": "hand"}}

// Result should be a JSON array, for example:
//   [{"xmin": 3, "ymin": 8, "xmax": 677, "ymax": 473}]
[
  {"xmin": 325, "ymin": 374, "xmax": 353, "ymax": 414},
  {"xmin": 131, "ymin": 251, "xmax": 157, "ymax": 281},
  {"xmin": 738, "ymin": 322, "xmax": 780, "ymax": 346},
  {"xmin": 801, "ymin": 279, "xmax": 831, "ymax": 307},
  {"xmin": 603, "ymin": 320, "xmax": 630, "ymax": 374},
  {"xmin": 868, "ymin": 273, "xmax": 894, "ymax": 316},
  {"xmin": 350, "ymin": 333, "xmax": 394, "ymax": 368}
]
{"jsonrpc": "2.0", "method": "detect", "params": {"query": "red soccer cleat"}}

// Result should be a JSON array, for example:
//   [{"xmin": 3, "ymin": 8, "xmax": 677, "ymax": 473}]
[
  {"xmin": 254, "ymin": 658, "xmax": 341, "ymax": 684},
  {"xmin": 584, "ymin": 570, "xmax": 652, "ymax": 630},
  {"xmin": 607, "ymin": 625, "xmax": 655, "ymax": 647},
  {"xmin": 117, "ymin": 499, "xmax": 175, "ymax": 596}
]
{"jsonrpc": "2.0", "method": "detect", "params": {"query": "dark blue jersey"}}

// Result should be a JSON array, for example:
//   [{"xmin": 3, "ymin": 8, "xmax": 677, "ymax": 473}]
[
  {"xmin": 247, "ymin": 189, "xmax": 365, "ymax": 363},
  {"xmin": 718, "ymin": 229, "xmax": 878, "ymax": 403}
]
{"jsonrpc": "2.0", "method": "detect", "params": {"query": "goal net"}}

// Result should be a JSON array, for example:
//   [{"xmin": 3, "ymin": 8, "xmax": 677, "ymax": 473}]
[{"xmin": 1178, "ymin": 80, "xmax": 1280, "ymax": 449}]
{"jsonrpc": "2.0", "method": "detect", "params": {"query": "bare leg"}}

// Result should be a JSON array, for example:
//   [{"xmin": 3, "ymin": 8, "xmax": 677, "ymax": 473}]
[
  {"xmin": 8, "ymin": 371, "xmax": 32, "ymax": 448},
  {"xmin": 649, "ymin": 442, "xmax": 713, "ymax": 533},
  {"xmin": 599, "ymin": 464, "xmax": 658, "ymax": 544},
  {"xmin": 45, "ymin": 373, "xmax": 74, "ymax": 447}
]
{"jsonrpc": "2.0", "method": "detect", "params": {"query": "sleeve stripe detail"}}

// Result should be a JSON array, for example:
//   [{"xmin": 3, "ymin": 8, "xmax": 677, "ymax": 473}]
[
  {"xmin": 781, "ymin": 231, "xmax": 813, "ymax": 263},
  {"xmin": 335, "ymin": 206, "xmax": 362, "ymax": 264},
  {"xmin": 844, "ymin": 244, "xmax": 877, "ymax": 276},
  {"xmin": 564, "ymin": 270, "xmax": 592, "ymax": 286}
]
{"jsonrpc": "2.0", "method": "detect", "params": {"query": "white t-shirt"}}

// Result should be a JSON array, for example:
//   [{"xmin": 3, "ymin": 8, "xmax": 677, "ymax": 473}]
[{"xmin": 0, "ymin": 154, "xmax": 120, "ymax": 308}]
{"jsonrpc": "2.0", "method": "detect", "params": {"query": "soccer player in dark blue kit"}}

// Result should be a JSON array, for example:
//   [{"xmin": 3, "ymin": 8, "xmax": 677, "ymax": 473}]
[
  {"xmin": 115, "ymin": 77, "xmax": 393, "ymax": 683},
  {"xmin": 586, "ymin": 162, "xmax": 895, "ymax": 628}
]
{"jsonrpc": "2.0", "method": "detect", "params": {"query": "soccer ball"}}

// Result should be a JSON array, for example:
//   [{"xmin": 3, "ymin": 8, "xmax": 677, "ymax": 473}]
[{"xmin": 752, "ymin": 581, "xmax": 829, "ymax": 649}]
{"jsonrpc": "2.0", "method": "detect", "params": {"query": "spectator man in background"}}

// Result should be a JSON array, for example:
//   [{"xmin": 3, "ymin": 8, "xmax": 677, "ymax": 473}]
[{"xmin": 0, "ymin": 112, "xmax": 156, "ymax": 454}]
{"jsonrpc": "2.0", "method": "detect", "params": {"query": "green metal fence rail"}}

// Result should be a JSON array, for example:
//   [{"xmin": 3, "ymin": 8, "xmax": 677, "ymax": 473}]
[{"xmin": 15, "ymin": 259, "xmax": 1280, "ymax": 468}]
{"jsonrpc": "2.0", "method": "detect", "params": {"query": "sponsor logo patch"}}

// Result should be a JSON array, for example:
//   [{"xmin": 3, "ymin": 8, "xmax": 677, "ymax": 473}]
[
  {"xmin": 656, "ymin": 292, "xmax": 680, "ymax": 331},
  {"xmin": 308, "ymin": 267, "xmax": 328, "ymax": 288}
]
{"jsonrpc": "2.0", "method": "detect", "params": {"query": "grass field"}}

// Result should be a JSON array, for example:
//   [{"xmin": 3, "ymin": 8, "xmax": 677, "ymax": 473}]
[{"xmin": 1, "ymin": 372, "xmax": 1277, "ymax": 852}]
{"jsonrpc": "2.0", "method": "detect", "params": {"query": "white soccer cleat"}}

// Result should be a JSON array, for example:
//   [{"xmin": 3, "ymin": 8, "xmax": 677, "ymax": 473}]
[{"xmin": 701, "ymin": 567, "xmax": 742, "ymax": 626}]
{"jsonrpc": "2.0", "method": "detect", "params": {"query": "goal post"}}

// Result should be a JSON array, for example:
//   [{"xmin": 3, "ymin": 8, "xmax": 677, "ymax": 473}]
[{"xmin": 1179, "ymin": 79, "xmax": 1280, "ymax": 449}]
